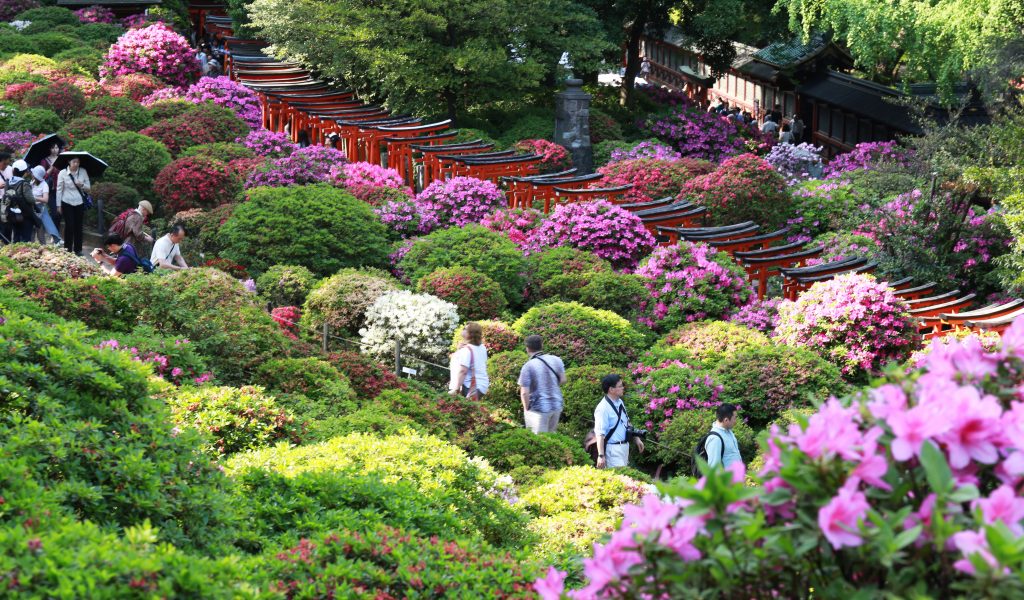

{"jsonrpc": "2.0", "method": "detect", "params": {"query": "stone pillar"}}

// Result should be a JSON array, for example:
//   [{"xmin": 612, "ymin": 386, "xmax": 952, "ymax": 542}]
[{"xmin": 554, "ymin": 78, "xmax": 593, "ymax": 174}]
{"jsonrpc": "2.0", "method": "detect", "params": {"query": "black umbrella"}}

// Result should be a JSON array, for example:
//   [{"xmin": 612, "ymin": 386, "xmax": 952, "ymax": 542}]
[
  {"xmin": 51, "ymin": 151, "xmax": 109, "ymax": 178},
  {"xmin": 22, "ymin": 134, "xmax": 66, "ymax": 167}
]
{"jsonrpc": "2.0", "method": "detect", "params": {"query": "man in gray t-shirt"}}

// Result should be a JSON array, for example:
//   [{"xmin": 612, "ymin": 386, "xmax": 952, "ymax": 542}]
[{"xmin": 517, "ymin": 334, "xmax": 566, "ymax": 434}]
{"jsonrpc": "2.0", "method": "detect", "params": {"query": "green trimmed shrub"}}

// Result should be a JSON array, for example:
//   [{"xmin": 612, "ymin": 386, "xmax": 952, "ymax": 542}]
[
  {"xmin": 180, "ymin": 141, "xmax": 254, "ymax": 162},
  {"xmin": 559, "ymin": 363, "xmax": 619, "ymax": 440},
  {"xmin": 60, "ymin": 115, "xmax": 125, "ymax": 143},
  {"xmin": 220, "ymin": 185, "xmax": 390, "ymax": 277},
  {"xmin": 450, "ymin": 319, "xmax": 521, "ymax": 354},
  {"xmin": 24, "ymin": 33, "xmax": 79, "ymax": 57},
  {"xmin": 74, "ymin": 22, "xmax": 124, "ymax": 44},
  {"xmin": 75, "ymin": 130, "xmax": 172, "ymax": 194},
  {"xmin": 650, "ymin": 320, "xmax": 771, "ymax": 369},
  {"xmin": 712, "ymin": 345, "xmax": 846, "ymax": 429},
  {"xmin": 300, "ymin": 267, "xmax": 399, "ymax": 335},
  {"xmin": 84, "ymin": 95, "xmax": 153, "ymax": 131},
  {"xmin": 147, "ymin": 98, "xmax": 196, "ymax": 121},
  {"xmin": 11, "ymin": 106, "xmax": 62, "ymax": 133},
  {"xmin": 255, "ymin": 263, "xmax": 317, "ymax": 308},
  {"xmin": 307, "ymin": 405, "xmax": 426, "ymax": 442},
  {"xmin": 655, "ymin": 408, "xmax": 758, "ymax": 475},
  {"xmin": 252, "ymin": 357, "xmax": 358, "ymax": 420},
  {"xmin": 577, "ymin": 271, "xmax": 648, "ymax": 319},
  {"xmin": 512, "ymin": 301, "xmax": 646, "ymax": 367},
  {"xmin": 399, "ymin": 225, "xmax": 528, "ymax": 307},
  {"xmin": 227, "ymin": 431, "xmax": 530, "ymax": 548},
  {"xmin": 167, "ymin": 385, "xmax": 304, "ymax": 455},
  {"xmin": 0, "ymin": 309, "xmax": 238, "ymax": 552},
  {"xmin": 527, "ymin": 245, "xmax": 611, "ymax": 301},
  {"xmin": 417, "ymin": 265, "xmax": 507, "ymax": 320},
  {"xmin": 14, "ymin": 7, "xmax": 79, "ymax": 28},
  {"xmin": 485, "ymin": 350, "xmax": 529, "ymax": 417},
  {"xmin": 472, "ymin": 427, "xmax": 590, "ymax": 476},
  {"xmin": 0, "ymin": 33, "xmax": 35, "ymax": 55}
]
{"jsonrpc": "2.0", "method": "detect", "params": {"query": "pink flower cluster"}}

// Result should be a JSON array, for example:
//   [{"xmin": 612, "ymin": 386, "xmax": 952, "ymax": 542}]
[
  {"xmin": 245, "ymin": 145, "xmax": 347, "ymax": 188},
  {"xmin": 513, "ymin": 139, "xmax": 571, "ymax": 173},
  {"xmin": 101, "ymin": 23, "xmax": 200, "ymax": 88},
  {"xmin": 644, "ymin": 107, "xmax": 762, "ymax": 162},
  {"xmin": 0, "ymin": 131, "xmax": 36, "ymax": 154},
  {"xmin": 525, "ymin": 200, "xmax": 655, "ymax": 270},
  {"xmin": 727, "ymin": 297, "xmax": 781, "ymax": 333},
  {"xmin": 140, "ymin": 86, "xmax": 185, "ymax": 106},
  {"xmin": 97, "ymin": 338, "xmax": 213, "ymax": 386},
  {"xmin": 824, "ymin": 141, "xmax": 913, "ymax": 178},
  {"xmin": 329, "ymin": 161, "xmax": 412, "ymax": 201},
  {"xmin": 184, "ymin": 76, "xmax": 262, "ymax": 128},
  {"xmin": 270, "ymin": 306, "xmax": 301, "ymax": 340},
  {"xmin": 75, "ymin": 5, "xmax": 116, "ymax": 23},
  {"xmin": 632, "ymin": 360, "xmax": 722, "ymax": 431},
  {"xmin": 414, "ymin": 176, "xmax": 505, "ymax": 229},
  {"xmin": 598, "ymin": 157, "xmax": 714, "ymax": 204},
  {"xmin": 775, "ymin": 273, "xmax": 919, "ymax": 375},
  {"xmin": 239, "ymin": 129, "xmax": 296, "ymax": 158},
  {"xmin": 374, "ymin": 195, "xmax": 438, "ymax": 238},
  {"xmin": 634, "ymin": 242, "xmax": 752, "ymax": 330},
  {"xmin": 481, "ymin": 207, "xmax": 545, "ymax": 248}
]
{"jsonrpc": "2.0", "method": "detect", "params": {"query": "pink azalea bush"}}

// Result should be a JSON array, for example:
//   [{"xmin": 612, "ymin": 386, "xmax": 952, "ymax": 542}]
[
  {"xmin": 374, "ymin": 196, "xmax": 438, "ymax": 238},
  {"xmin": 634, "ymin": 242, "xmax": 752, "ymax": 331},
  {"xmin": 75, "ymin": 5, "xmax": 116, "ymax": 23},
  {"xmin": 271, "ymin": 306, "xmax": 302, "ymax": 340},
  {"xmin": 184, "ymin": 76, "xmax": 262, "ymax": 128},
  {"xmin": 537, "ymin": 318, "xmax": 1024, "ymax": 598},
  {"xmin": 644, "ymin": 106, "xmax": 771, "ymax": 162},
  {"xmin": 140, "ymin": 86, "xmax": 185, "ymax": 106},
  {"xmin": 0, "ymin": 131, "xmax": 36, "ymax": 154},
  {"xmin": 329, "ymin": 161, "xmax": 412, "ymax": 201},
  {"xmin": 775, "ymin": 273, "xmax": 919, "ymax": 376},
  {"xmin": 727, "ymin": 297, "xmax": 782, "ymax": 333},
  {"xmin": 525, "ymin": 200, "xmax": 655, "ymax": 270},
  {"xmin": 597, "ymin": 157, "xmax": 715, "ymax": 204},
  {"xmin": 481, "ymin": 207, "xmax": 545, "ymax": 248},
  {"xmin": 414, "ymin": 176, "xmax": 505, "ymax": 229},
  {"xmin": 101, "ymin": 23, "xmax": 199, "ymax": 88},
  {"xmin": 632, "ymin": 359, "xmax": 722, "ymax": 433},
  {"xmin": 239, "ymin": 129, "xmax": 296, "ymax": 158},
  {"xmin": 513, "ymin": 138, "xmax": 571, "ymax": 173},
  {"xmin": 245, "ymin": 145, "xmax": 346, "ymax": 188},
  {"xmin": 824, "ymin": 140, "xmax": 913, "ymax": 178},
  {"xmin": 97, "ymin": 338, "xmax": 213, "ymax": 386},
  {"xmin": 677, "ymin": 153, "xmax": 792, "ymax": 229}
]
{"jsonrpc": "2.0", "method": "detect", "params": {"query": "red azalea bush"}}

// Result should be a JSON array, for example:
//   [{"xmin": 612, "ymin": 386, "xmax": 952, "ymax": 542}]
[
  {"xmin": 678, "ymin": 153, "xmax": 793, "ymax": 229},
  {"xmin": 101, "ymin": 73, "xmax": 166, "ymax": 102},
  {"xmin": 226, "ymin": 156, "xmax": 264, "ymax": 181},
  {"xmin": 416, "ymin": 266, "xmax": 509, "ymax": 321},
  {"xmin": 153, "ymin": 156, "xmax": 241, "ymax": 214},
  {"xmin": 22, "ymin": 79, "xmax": 86, "ymax": 120},
  {"xmin": 598, "ymin": 157, "xmax": 715, "ymax": 204},
  {"xmin": 271, "ymin": 305, "xmax": 302, "ymax": 340},
  {"xmin": 141, "ymin": 105, "xmax": 249, "ymax": 156},
  {"xmin": 514, "ymin": 138, "xmax": 571, "ymax": 173},
  {"xmin": 525, "ymin": 200, "xmax": 656, "ymax": 270},
  {"xmin": 4, "ymin": 81, "xmax": 39, "ymax": 103},
  {"xmin": 327, "ymin": 350, "xmax": 407, "ymax": 399},
  {"xmin": 203, "ymin": 257, "xmax": 249, "ymax": 280}
]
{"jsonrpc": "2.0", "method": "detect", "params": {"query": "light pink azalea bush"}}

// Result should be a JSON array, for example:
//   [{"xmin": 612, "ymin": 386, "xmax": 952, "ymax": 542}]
[
  {"xmin": 239, "ymin": 129, "xmax": 296, "ymax": 158},
  {"xmin": 184, "ymin": 76, "xmax": 262, "ymax": 128},
  {"xmin": 634, "ymin": 242, "xmax": 752, "ymax": 331},
  {"xmin": 525, "ymin": 200, "xmax": 655, "ymax": 270},
  {"xmin": 537, "ymin": 318, "xmax": 1024, "ymax": 599},
  {"xmin": 101, "ymin": 23, "xmax": 199, "ymax": 88},
  {"xmin": 330, "ymin": 161, "xmax": 413, "ymax": 201},
  {"xmin": 481, "ymin": 207, "xmax": 545, "ymax": 248},
  {"xmin": 414, "ymin": 176, "xmax": 505, "ymax": 229},
  {"xmin": 775, "ymin": 273, "xmax": 919, "ymax": 377}
]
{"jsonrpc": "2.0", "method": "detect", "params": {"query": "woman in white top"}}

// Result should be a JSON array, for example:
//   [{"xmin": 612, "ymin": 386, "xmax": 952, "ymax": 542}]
[
  {"xmin": 31, "ymin": 165, "xmax": 60, "ymax": 245},
  {"xmin": 449, "ymin": 322, "xmax": 490, "ymax": 400},
  {"xmin": 56, "ymin": 158, "xmax": 90, "ymax": 255}
]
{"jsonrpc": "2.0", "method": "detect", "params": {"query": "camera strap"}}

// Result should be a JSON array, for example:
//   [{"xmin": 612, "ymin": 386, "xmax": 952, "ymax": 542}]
[{"xmin": 602, "ymin": 396, "xmax": 626, "ymax": 453}]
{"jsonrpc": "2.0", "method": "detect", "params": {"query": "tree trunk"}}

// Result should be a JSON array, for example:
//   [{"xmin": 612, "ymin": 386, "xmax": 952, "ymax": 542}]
[
  {"xmin": 620, "ymin": 22, "xmax": 645, "ymax": 108},
  {"xmin": 445, "ymin": 91, "xmax": 458, "ymax": 123}
]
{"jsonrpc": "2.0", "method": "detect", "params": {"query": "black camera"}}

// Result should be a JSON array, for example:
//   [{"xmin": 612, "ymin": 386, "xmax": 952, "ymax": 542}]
[{"xmin": 626, "ymin": 426, "xmax": 648, "ymax": 442}]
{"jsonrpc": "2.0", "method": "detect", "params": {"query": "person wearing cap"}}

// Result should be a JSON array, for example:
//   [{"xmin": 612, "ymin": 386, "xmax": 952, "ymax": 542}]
[
  {"xmin": 3, "ymin": 159, "xmax": 42, "ymax": 243},
  {"xmin": 112, "ymin": 201, "xmax": 155, "ymax": 248},
  {"xmin": 56, "ymin": 156, "xmax": 91, "ymax": 255},
  {"xmin": 31, "ymin": 165, "xmax": 61, "ymax": 245}
]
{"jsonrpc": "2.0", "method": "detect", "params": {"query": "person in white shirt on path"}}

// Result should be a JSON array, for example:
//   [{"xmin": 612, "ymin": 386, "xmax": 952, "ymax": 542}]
[
  {"xmin": 449, "ymin": 322, "xmax": 489, "ymax": 400},
  {"xmin": 595, "ymin": 373, "xmax": 644, "ymax": 469},
  {"xmin": 150, "ymin": 224, "xmax": 190, "ymax": 270}
]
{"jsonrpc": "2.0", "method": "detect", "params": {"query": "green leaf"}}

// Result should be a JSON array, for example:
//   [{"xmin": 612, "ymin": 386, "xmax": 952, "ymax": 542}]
[
  {"xmin": 894, "ymin": 525, "xmax": 922, "ymax": 550},
  {"xmin": 948, "ymin": 484, "xmax": 980, "ymax": 503},
  {"xmin": 919, "ymin": 441, "xmax": 953, "ymax": 494}
]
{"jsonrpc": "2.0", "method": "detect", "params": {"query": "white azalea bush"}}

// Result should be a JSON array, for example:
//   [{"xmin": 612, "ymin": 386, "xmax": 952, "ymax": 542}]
[{"xmin": 359, "ymin": 290, "xmax": 459, "ymax": 364}]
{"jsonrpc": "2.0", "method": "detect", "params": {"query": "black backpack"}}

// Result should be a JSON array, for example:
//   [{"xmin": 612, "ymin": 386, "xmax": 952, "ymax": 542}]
[{"xmin": 691, "ymin": 431, "xmax": 724, "ymax": 475}]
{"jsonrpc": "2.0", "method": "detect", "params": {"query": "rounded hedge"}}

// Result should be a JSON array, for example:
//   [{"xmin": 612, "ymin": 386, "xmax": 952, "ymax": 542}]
[
  {"xmin": 75, "ymin": 130, "xmax": 172, "ymax": 194},
  {"xmin": 53, "ymin": 46, "xmax": 106, "ymax": 77},
  {"xmin": 472, "ymin": 427, "xmax": 590, "ymax": 477},
  {"xmin": 11, "ymin": 106, "xmax": 63, "ymax": 134},
  {"xmin": 300, "ymin": 267, "xmax": 400, "ymax": 335},
  {"xmin": 417, "ymin": 265, "xmax": 507, "ymax": 320},
  {"xmin": 712, "ymin": 344, "xmax": 846, "ymax": 429},
  {"xmin": 24, "ymin": 32, "xmax": 80, "ymax": 58},
  {"xmin": 252, "ymin": 357, "xmax": 358, "ymax": 420},
  {"xmin": 181, "ymin": 141, "xmax": 254, "ymax": 162},
  {"xmin": 527, "ymin": 246, "xmax": 611, "ymax": 302},
  {"xmin": 153, "ymin": 155, "xmax": 240, "ymax": 214},
  {"xmin": 651, "ymin": 320, "xmax": 772, "ymax": 369},
  {"xmin": 219, "ymin": 184, "xmax": 390, "ymax": 277},
  {"xmin": 484, "ymin": 350, "xmax": 529, "ymax": 417},
  {"xmin": 399, "ymin": 225, "xmax": 528, "ymax": 307},
  {"xmin": 255, "ymin": 263, "xmax": 318, "ymax": 309},
  {"xmin": 167, "ymin": 384, "xmax": 303, "ymax": 455},
  {"xmin": 84, "ymin": 95, "xmax": 153, "ymax": 131},
  {"xmin": 450, "ymin": 320, "xmax": 521, "ymax": 354},
  {"xmin": 512, "ymin": 301, "xmax": 646, "ymax": 367},
  {"xmin": 60, "ymin": 115, "xmax": 125, "ymax": 143}
]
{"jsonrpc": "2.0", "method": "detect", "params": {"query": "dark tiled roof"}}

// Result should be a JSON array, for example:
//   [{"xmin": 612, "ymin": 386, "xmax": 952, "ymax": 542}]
[{"xmin": 753, "ymin": 34, "xmax": 828, "ymax": 68}]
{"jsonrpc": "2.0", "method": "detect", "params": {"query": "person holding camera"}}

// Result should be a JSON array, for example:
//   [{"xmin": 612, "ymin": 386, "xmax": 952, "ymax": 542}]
[{"xmin": 594, "ymin": 373, "xmax": 644, "ymax": 469}]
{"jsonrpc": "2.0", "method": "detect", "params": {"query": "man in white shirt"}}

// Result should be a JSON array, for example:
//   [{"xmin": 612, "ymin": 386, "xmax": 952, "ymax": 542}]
[
  {"xmin": 594, "ymin": 373, "xmax": 644, "ymax": 469},
  {"xmin": 705, "ymin": 403, "xmax": 743, "ymax": 468},
  {"xmin": 151, "ymin": 225, "xmax": 189, "ymax": 271}
]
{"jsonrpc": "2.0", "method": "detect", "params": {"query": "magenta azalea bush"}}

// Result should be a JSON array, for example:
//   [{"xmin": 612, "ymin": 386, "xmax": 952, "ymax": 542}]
[
  {"xmin": 141, "ymin": 87, "xmax": 185, "ymax": 106},
  {"xmin": 0, "ymin": 131, "xmax": 36, "ymax": 154},
  {"xmin": 537, "ymin": 318, "xmax": 1024, "ymax": 599},
  {"xmin": 75, "ymin": 5, "xmax": 116, "ymax": 23},
  {"xmin": 727, "ymin": 297, "xmax": 782, "ymax": 333},
  {"xmin": 824, "ymin": 141, "xmax": 913, "ymax": 178},
  {"xmin": 414, "ymin": 176, "xmax": 505, "ymax": 229},
  {"xmin": 374, "ymin": 195, "xmax": 438, "ymax": 238},
  {"xmin": 644, "ymin": 107, "xmax": 770, "ymax": 162},
  {"xmin": 481, "ymin": 207, "xmax": 545, "ymax": 248},
  {"xmin": 239, "ymin": 128, "xmax": 296, "ymax": 158},
  {"xmin": 245, "ymin": 145, "xmax": 346, "ymax": 188},
  {"xmin": 635, "ymin": 243, "xmax": 752, "ymax": 331},
  {"xmin": 764, "ymin": 142, "xmax": 824, "ymax": 184},
  {"xmin": 678, "ymin": 153, "xmax": 793, "ymax": 230},
  {"xmin": 101, "ymin": 23, "xmax": 199, "ymax": 88},
  {"xmin": 525, "ymin": 200, "xmax": 655, "ymax": 270},
  {"xmin": 632, "ymin": 359, "xmax": 722, "ymax": 433},
  {"xmin": 330, "ymin": 161, "xmax": 412, "ymax": 201},
  {"xmin": 513, "ymin": 138, "xmax": 571, "ymax": 173},
  {"xmin": 775, "ymin": 273, "xmax": 919, "ymax": 376},
  {"xmin": 184, "ymin": 76, "xmax": 262, "ymax": 128}
]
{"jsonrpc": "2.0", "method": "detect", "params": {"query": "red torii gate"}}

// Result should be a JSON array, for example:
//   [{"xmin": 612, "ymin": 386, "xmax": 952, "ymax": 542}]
[{"xmin": 382, "ymin": 130, "xmax": 460, "ymax": 186}]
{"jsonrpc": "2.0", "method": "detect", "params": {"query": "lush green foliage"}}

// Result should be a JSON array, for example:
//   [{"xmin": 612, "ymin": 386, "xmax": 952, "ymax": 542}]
[
  {"xmin": 252, "ymin": 357, "xmax": 358, "ymax": 420},
  {"xmin": 559, "ymin": 363, "xmax": 621, "ymax": 440},
  {"xmin": 650, "ymin": 320, "xmax": 772, "ymax": 369},
  {"xmin": 300, "ymin": 267, "xmax": 399, "ymax": 336},
  {"xmin": 417, "ymin": 265, "xmax": 508, "ymax": 320},
  {"xmin": 75, "ymin": 130, "xmax": 172, "ymax": 194},
  {"xmin": 255, "ymin": 263, "xmax": 318, "ymax": 308},
  {"xmin": 85, "ymin": 95, "xmax": 153, "ymax": 130},
  {"xmin": 167, "ymin": 385, "xmax": 304, "ymax": 454},
  {"xmin": 220, "ymin": 185, "xmax": 390, "ymax": 276},
  {"xmin": 471, "ymin": 427, "xmax": 591, "ymax": 480},
  {"xmin": 513, "ymin": 301, "xmax": 647, "ymax": 367},
  {"xmin": 654, "ymin": 407, "xmax": 758, "ymax": 474}
]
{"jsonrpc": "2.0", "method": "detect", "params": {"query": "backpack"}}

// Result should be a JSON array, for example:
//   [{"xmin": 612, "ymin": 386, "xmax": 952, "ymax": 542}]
[
  {"xmin": 120, "ymin": 244, "xmax": 154, "ymax": 274},
  {"xmin": 692, "ymin": 431, "xmax": 724, "ymax": 475},
  {"xmin": 108, "ymin": 209, "xmax": 136, "ymax": 239},
  {"xmin": 1, "ymin": 181, "xmax": 30, "ymax": 225}
]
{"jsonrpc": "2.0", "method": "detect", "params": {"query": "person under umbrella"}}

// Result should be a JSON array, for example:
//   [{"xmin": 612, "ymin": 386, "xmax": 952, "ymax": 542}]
[
  {"xmin": 35, "ymin": 138, "xmax": 64, "ymax": 235},
  {"xmin": 31, "ymin": 165, "xmax": 60, "ymax": 245},
  {"xmin": 56, "ymin": 156, "xmax": 91, "ymax": 255}
]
